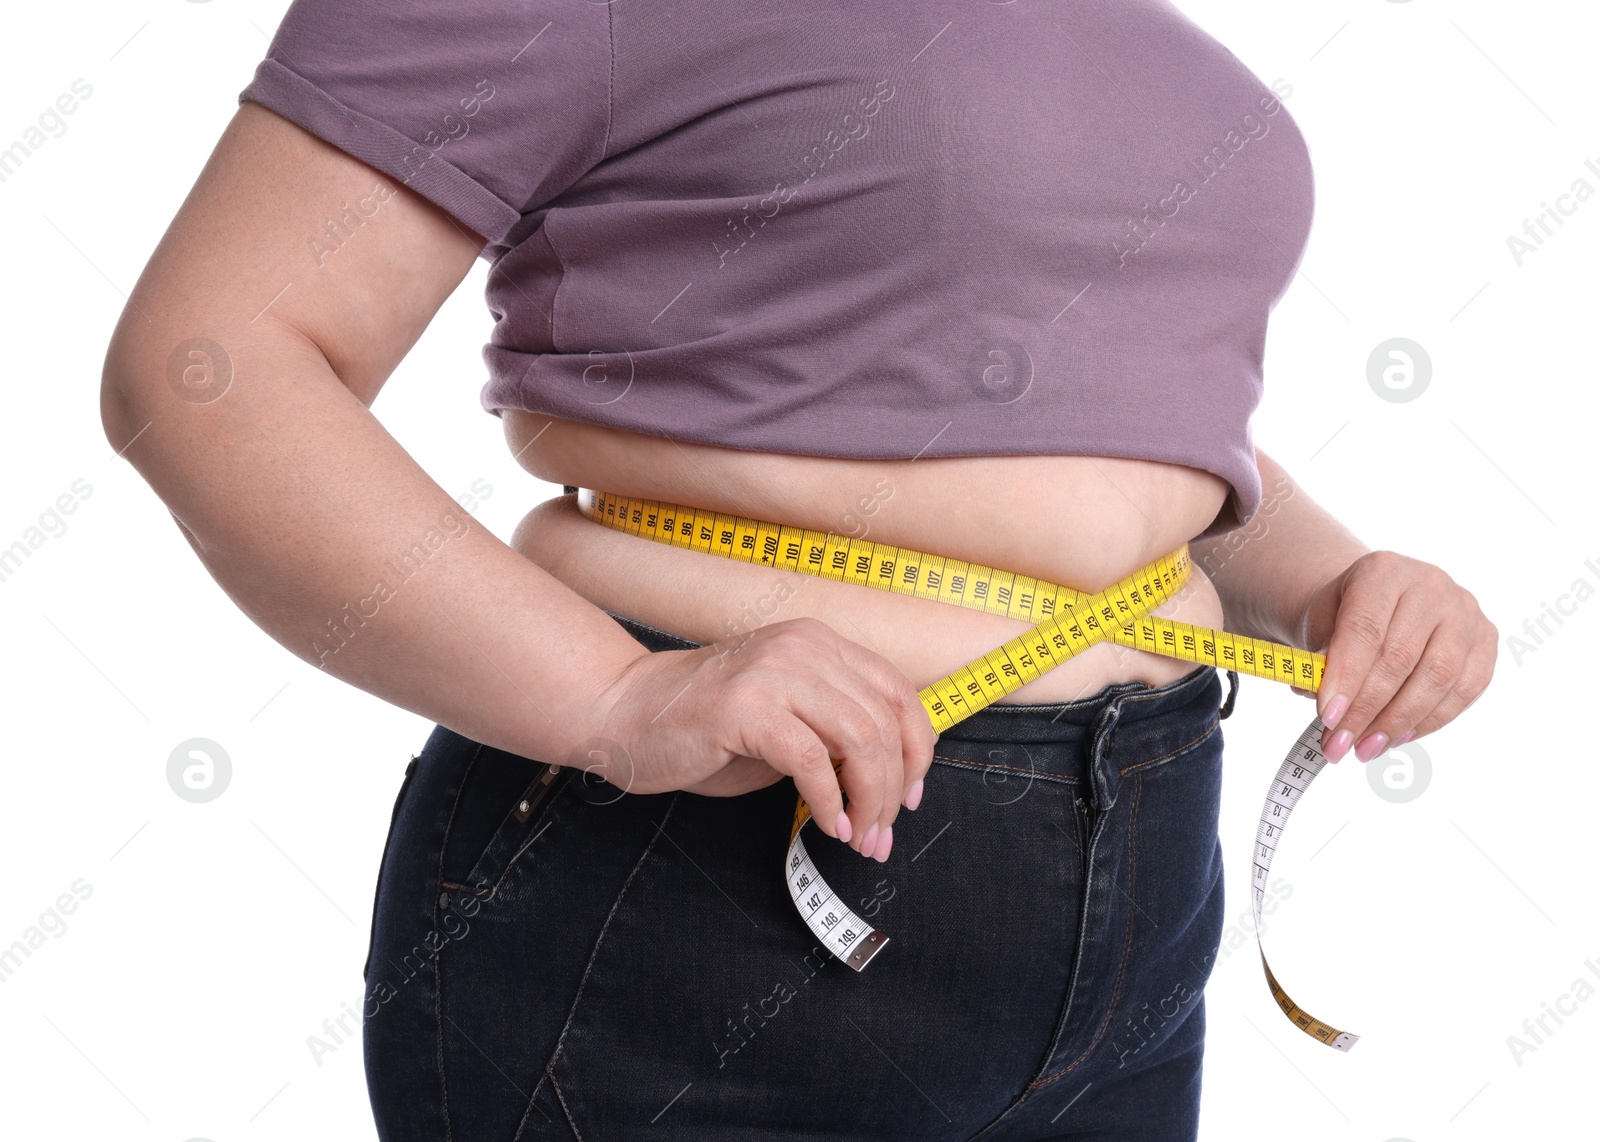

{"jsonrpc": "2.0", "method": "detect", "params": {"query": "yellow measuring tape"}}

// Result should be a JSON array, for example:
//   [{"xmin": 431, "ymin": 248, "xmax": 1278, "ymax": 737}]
[{"xmin": 576, "ymin": 488, "xmax": 1358, "ymax": 1052}]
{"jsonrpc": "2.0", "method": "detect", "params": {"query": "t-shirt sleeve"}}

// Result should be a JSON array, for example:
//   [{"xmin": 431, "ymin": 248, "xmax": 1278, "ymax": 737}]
[{"xmin": 238, "ymin": 0, "xmax": 613, "ymax": 249}]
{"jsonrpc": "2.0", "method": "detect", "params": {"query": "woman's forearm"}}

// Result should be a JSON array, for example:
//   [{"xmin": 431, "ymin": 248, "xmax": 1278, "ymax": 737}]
[
  {"xmin": 1198, "ymin": 448, "xmax": 1372, "ymax": 649},
  {"xmin": 101, "ymin": 326, "xmax": 650, "ymax": 767}
]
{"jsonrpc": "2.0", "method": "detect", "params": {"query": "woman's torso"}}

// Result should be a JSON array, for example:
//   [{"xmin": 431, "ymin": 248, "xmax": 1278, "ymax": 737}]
[
  {"xmin": 466, "ymin": 3, "xmax": 1312, "ymax": 707},
  {"xmin": 503, "ymin": 411, "xmax": 1230, "ymax": 705}
]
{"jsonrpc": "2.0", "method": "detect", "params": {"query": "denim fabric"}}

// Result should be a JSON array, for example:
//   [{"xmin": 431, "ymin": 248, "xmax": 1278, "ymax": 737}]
[{"xmin": 363, "ymin": 611, "xmax": 1234, "ymax": 1141}]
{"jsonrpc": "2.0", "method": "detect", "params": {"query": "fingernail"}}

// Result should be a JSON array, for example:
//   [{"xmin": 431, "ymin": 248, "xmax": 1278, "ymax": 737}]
[
  {"xmin": 905, "ymin": 779, "xmax": 924, "ymax": 811},
  {"xmin": 873, "ymin": 825, "xmax": 893, "ymax": 862},
  {"xmin": 834, "ymin": 810, "xmax": 853, "ymax": 844},
  {"xmin": 1326, "ymin": 728, "xmax": 1354, "ymax": 761},
  {"xmin": 1394, "ymin": 729, "xmax": 1416, "ymax": 745},
  {"xmin": 1355, "ymin": 732, "xmax": 1389, "ymax": 763},
  {"xmin": 1321, "ymin": 693, "xmax": 1349, "ymax": 729},
  {"xmin": 860, "ymin": 822, "xmax": 879, "ymax": 857}
]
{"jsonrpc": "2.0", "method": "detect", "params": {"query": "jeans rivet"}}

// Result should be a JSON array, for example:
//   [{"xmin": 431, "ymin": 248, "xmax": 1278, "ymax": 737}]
[{"xmin": 439, "ymin": 892, "xmax": 450, "ymax": 910}]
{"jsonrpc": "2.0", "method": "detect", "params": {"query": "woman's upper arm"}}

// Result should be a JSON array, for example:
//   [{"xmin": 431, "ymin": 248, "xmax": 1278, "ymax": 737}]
[{"xmin": 104, "ymin": 100, "xmax": 484, "ymax": 409}]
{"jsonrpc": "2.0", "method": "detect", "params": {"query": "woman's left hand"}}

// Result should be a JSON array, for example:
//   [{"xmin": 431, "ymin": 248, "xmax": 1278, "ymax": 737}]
[{"xmin": 1287, "ymin": 550, "xmax": 1498, "ymax": 762}]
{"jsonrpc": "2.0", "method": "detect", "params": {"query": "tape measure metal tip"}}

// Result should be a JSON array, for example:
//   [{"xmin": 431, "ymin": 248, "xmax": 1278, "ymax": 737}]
[{"xmin": 843, "ymin": 931, "xmax": 889, "ymax": 972}]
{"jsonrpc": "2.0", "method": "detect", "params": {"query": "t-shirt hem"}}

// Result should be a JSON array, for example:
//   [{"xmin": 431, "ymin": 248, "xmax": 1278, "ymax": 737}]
[
  {"xmin": 479, "ymin": 383, "xmax": 1260, "ymax": 543},
  {"xmin": 238, "ymin": 58, "xmax": 522, "ymax": 249}
]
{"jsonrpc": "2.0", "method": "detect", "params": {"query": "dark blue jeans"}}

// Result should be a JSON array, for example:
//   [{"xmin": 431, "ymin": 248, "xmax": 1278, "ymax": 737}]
[{"xmin": 363, "ymin": 611, "xmax": 1236, "ymax": 1141}]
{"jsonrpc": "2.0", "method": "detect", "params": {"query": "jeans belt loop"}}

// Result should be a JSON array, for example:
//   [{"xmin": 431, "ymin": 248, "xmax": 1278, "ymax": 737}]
[
  {"xmin": 1220, "ymin": 668, "xmax": 1240, "ymax": 720},
  {"xmin": 1088, "ymin": 697, "xmax": 1126, "ymax": 811}
]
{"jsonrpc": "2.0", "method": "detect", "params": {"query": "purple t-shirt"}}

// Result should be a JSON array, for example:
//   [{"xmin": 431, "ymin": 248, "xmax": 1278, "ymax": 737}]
[{"xmin": 240, "ymin": 0, "xmax": 1314, "ymax": 540}]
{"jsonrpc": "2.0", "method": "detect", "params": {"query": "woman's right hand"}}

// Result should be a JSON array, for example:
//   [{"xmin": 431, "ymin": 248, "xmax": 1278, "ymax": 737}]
[{"xmin": 585, "ymin": 617, "xmax": 937, "ymax": 861}]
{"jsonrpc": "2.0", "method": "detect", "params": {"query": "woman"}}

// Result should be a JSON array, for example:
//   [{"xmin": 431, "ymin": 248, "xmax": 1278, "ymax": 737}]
[{"xmin": 100, "ymin": 1, "xmax": 1496, "ymax": 1138}]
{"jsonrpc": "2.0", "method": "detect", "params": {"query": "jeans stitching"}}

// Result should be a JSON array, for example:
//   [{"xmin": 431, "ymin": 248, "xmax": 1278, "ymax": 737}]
[
  {"xmin": 511, "ymin": 793, "xmax": 683, "ymax": 1141},
  {"xmin": 1099, "ymin": 674, "xmax": 1211, "ymax": 725},
  {"xmin": 548, "ymin": 1071, "xmax": 584, "ymax": 1142},
  {"xmin": 967, "ymin": 773, "xmax": 1121, "ymax": 1140},
  {"xmin": 436, "ymin": 742, "xmax": 489, "ymax": 885},
  {"xmin": 947, "ymin": 664, "xmax": 1212, "ymax": 717},
  {"xmin": 364, "ymin": 754, "xmax": 419, "ymax": 982},
  {"xmin": 475, "ymin": 775, "xmax": 575, "ymax": 900},
  {"xmin": 434, "ymin": 924, "xmax": 456, "ymax": 1142},
  {"xmin": 932, "ymin": 753, "xmax": 1082, "ymax": 787},
  {"xmin": 966, "ymin": 1085, "xmax": 1026, "ymax": 1141},
  {"xmin": 1114, "ymin": 714, "xmax": 1221, "ymax": 778},
  {"xmin": 433, "ymin": 740, "xmax": 484, "ymax": 1142},
  {"xmin": 486, "ymin": 777, "xmax": 576, "ymax": 895},
  {"xmin": 965, "ymin": 779, "xmax": 1135, "ymax": 1141},
  {"xmin": 1032, "ymin": 772, "xmax": 1144, "ymax": 1088},
  {"xmin": 934, "ymin": 675, "xmax": 1217, "ymax": 792}
]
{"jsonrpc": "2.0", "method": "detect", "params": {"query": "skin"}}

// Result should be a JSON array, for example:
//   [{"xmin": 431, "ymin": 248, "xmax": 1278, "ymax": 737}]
[
  {"xmin": 101, "ymin": 103, "xmax": 932, "ymax": 856},
  {"xmin": 101, "ymin": 103, "xmax": 1497, "ymax": 869},
  {"xmin": 1195, "ymin": 449, "xmax": 1498, "ymax": 763}
]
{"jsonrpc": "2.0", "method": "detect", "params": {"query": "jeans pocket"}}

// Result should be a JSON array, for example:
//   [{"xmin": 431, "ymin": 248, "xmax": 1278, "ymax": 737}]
[
  {"xmin": 439, "ymin": 749, "xmax": 573, "ymax": 902},
  {"xmin": 364, "ymin": 753, "xmax": 420, "ymax": 983}
]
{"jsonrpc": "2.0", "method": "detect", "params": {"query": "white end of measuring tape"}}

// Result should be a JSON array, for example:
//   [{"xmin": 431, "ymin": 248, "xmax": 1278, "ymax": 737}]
[
  {"xmin": 1253, "ymin": 716, "xmax": 1360, "ymax": 1052},
  {"xmin": 785, "ymin": 828, "xmax": 889, "ymax": 971}
]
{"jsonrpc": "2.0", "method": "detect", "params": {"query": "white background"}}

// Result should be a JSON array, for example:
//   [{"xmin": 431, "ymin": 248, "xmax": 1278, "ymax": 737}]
[{"xmin": 1, "ymin": 1, "xmax": 1593, "ymax": 1139}]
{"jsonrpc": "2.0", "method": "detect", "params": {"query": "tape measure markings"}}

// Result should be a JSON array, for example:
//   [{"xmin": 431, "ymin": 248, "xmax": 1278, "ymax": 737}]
[
  {"xmin": 601, "ymin": 494, "xmax": 1322, "ymax": 692},
  {"xmin": 1251, "ymin": 717, "xmax": 1360, "ymax": 1051},
  {"xmin": 577, "ymin": 489, "xmax": 1355, "ymax": 1051}
]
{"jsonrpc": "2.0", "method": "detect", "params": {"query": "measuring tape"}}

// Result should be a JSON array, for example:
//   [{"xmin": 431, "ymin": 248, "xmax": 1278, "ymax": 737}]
[
  {"xmin": 1254, "ymin": 719, "xmax": 1358, "ymax": 1050},
  {"xmin": 575, "ymin": 488, "xmax": 1358, "ymax": 1051}
]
